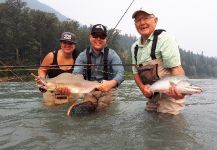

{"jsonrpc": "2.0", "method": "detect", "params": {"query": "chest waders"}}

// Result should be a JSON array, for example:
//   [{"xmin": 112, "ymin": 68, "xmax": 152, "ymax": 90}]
[{"xmin": 134, "ymin": 29, "xmax": 165, "ymax": 99}]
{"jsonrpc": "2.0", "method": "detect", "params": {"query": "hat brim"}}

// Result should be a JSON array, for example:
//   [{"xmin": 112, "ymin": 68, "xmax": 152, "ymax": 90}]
[
  {"xmin": 91, "ymin": 32, "xmax": 107, "ymax": 36},
  {"xmin": 132, "ymin": 10, "xmax": 154, "ymax": 19},
  {"xmin": 60, "ymin": 40, "xmax": 76, "ymax": 44}
]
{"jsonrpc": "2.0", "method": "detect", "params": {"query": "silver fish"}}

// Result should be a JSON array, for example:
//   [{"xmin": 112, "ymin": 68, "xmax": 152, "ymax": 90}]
[
  {"xmin": 31, "ymin": 73, "xmax": 100, "ymax": 97},
  {"xmin": 149, "ymin": 76, "xmax": 202, "ymax": 95}
]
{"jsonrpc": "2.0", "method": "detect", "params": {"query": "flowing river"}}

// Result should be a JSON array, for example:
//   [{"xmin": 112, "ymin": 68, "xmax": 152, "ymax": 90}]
[{"xmin": 0, "ymin": 79, "xmax": 217, "ymax": 150}]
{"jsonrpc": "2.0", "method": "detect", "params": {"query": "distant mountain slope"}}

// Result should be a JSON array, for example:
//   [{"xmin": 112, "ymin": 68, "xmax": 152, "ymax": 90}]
[{"xmin": 0, "ymin": 0, "xmax": 68, "ymax": 21}]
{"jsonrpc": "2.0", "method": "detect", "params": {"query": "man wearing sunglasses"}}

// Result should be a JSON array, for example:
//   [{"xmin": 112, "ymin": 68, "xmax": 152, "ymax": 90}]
[{"xmin": 61, "ymin": 24, "xmax": 125, "ymax": 115}]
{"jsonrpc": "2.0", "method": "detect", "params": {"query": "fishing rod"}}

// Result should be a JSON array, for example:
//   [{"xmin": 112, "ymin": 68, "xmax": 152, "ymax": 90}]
[
  {"xmin": 107, "ymin": 0, "xmax": 135, "ymax": 42},
  {"xmin": 0, "ymin": 60, "xmax": 25, "ymax": 82},
  {"xmin": 0, "ymin": 63, "xmax": 138, "ymax": 69}
]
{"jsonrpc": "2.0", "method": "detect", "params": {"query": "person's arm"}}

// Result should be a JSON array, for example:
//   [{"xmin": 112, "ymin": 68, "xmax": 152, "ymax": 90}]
[
  {"xmin": 34, "ymin": 52, "xmax": 54, "ymax": 86},
  {"xmin": 134, "ymin": 73, "xmax": 152, "ymax": 98},
  {"xmin": 130, "ymin": 42, "xmax": 153, "ymax": 98},
  {"xmin": 166, "ymin": 65, "xmax": 186, "ymax": 99},
  {"xmin": 169, "ymin": 65, "xmax": 185, "ymax": 76},
  {"xmin": 38, "ymin": 52, "xmax": 54, "ymax": 78},
  {"xmin": 160, "ymin": 33, "xmax": 186, "ymax": 99},
  {"xmin": 34, "ymin": 52, "xmax": 54, "ymax": 92},
  {"xmin": 97, "ymin": 80, "xmax": 118, "ymax": 92},
  {"xmin": 110, "ymin": 51, "xmax": 125, "ymax": 86}
]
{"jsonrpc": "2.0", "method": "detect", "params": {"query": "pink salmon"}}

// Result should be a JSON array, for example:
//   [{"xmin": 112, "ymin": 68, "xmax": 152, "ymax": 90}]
[{"xmin": 149, "ymin": 76, "xmax": 202, "ymax": 95}]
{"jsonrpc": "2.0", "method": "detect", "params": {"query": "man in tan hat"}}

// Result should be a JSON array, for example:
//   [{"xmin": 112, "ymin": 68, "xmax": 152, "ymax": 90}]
[{"xmin": 131, "ymin": 8, "xmax": 186, "ymax": 115}]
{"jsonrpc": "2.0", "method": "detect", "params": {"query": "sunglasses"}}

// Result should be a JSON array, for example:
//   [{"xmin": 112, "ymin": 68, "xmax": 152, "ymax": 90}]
[
  {"xmin": 92, "ymin": 34, "xmax": 106, "ymax": 40},
  {"xmin": 62, "ymin": 41, "xmax": 74, "ymax": 45}
]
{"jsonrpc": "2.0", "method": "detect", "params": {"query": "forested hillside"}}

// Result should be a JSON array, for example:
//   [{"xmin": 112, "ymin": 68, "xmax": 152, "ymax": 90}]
[
  {"xmin": 1, "ymin": 0, "xmax": 217, "ymax": 78},
  {"xmin": 0, "ymin": 0, "xmax": 67, "ymax": 20}
]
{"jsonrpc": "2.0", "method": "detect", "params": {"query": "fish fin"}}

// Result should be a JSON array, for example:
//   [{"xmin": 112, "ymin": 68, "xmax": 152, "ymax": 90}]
[
  {"xmin": 67, "ymin": 101, "xmax": 96, "ymax": 116},
  {"xmin": 67, "ymin": 103, "xmax": 77, "ymax": 116}
]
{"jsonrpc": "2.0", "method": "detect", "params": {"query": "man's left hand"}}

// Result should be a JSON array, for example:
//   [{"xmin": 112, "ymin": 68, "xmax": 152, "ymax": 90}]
[
  {"xmin": 97, "ymin": 80, "xmax": 117, "ymax": 92},
  {"xmin": 167, "ymin": 84, "xmax": 185, "ymax": 100}
]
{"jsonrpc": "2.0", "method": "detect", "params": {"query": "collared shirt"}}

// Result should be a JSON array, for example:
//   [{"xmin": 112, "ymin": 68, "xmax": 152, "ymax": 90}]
[
  {"xmin": 131, "ymin": 31, "xmax": 181, "ymax": 74},
  {"xmin": 73, "ymin": 47, "xmax": 124, "ymax": 85}
]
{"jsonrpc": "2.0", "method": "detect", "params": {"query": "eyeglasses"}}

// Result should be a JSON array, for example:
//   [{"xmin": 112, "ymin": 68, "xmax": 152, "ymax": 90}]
[
  {"xmin": 92, "ymin": 34, "xmax": 106, "ymax": 40},
  {"xmin": 62, "ymin": 41, "xmax": 74, "ymax": 45},
  {"xmin": 135, "ymin": 15, "xmax": 155, "ymax": 24}
]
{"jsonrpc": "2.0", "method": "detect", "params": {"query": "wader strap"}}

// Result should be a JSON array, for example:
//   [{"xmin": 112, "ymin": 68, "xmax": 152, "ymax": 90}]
[
  {"xmin": 52, "ymin": 50, "xmax": 58, "ymax": 65},
  {"xmin": 150, "ymin": 29, "xmax": 166, "ymax": 60},
  {"xmin": 134, "ymin": 45, "xmax": 138, "ymax": 64},
  {"xmin": 86, "ymin": 47, "xmax": 91, "ymax": 80},
  {"xmin": 103, "ymin": 47, "xmax": 109, "ymax": 80}
]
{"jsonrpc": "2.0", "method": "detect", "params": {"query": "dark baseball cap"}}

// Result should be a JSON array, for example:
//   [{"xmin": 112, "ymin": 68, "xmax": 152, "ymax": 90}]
[
  {"xmin": 60, "ymin": 32, "xmax": 77, "ymax": 44},
  {"xmin": 91, "ymin": 24, "xmax": 107, "ymax": 36}
]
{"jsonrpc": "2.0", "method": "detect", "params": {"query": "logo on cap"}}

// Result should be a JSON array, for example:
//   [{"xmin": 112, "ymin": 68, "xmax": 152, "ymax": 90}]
[
  {"xmin": 95, "ymin": 24, "xmax": 105, "ymax": 31},
  {"xmin": 63, "ymin": 34, "xmax": 72, "ymax": 40}
]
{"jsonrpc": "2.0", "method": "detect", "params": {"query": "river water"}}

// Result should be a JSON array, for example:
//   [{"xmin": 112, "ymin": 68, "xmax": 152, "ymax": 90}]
[{"xmin": 0, "ymin": 79, "xmax": 217, "ymax": 150}]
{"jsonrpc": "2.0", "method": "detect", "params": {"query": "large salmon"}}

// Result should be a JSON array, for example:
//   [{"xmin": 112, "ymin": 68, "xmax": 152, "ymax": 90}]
[
  {"xmin": 149, "ymin": 76, "xmax": 202, "ymax": 95},
  {"xmin": 31, "ymin": 73, "xmax": 100, "ymax": 97}
]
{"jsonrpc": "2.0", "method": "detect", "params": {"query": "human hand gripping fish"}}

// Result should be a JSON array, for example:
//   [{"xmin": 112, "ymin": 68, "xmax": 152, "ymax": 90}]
[
  {"xmin": 167, "ymin": 83, "xmax": 186, "ymax": 99},
  {"xmin": 97, "ymin": 80, "xmax": 118, "ymax": 92}
]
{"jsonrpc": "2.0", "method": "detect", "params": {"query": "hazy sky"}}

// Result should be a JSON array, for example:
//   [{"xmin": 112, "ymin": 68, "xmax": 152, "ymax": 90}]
[{"xmin": 38, "ymin": 0, "xmax": 217, "ymax": 57}]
